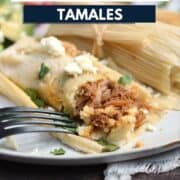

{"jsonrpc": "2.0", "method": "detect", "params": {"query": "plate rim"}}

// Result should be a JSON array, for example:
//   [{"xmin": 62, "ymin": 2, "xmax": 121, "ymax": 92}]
[{"xmin": 0, "ymin": 140, "xmax": 179, "ymax": 165}]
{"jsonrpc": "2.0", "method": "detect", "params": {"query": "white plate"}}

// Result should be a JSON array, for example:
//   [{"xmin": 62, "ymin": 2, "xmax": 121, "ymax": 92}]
[{"xmin": 0, "ymin": 95, "xmax": 180, "ymax": 165}]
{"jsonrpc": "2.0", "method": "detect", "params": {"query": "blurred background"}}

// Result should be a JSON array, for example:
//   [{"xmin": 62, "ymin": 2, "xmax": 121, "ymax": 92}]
[{"xmin": 0, "ymin": 0, "xmax": 179, "ymax": 47}]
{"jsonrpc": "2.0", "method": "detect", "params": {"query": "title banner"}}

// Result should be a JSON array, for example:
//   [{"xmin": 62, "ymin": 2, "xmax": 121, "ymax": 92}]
[{"xmin": 23, "ymin": 5, "xmax": 156, "ymax": 23}]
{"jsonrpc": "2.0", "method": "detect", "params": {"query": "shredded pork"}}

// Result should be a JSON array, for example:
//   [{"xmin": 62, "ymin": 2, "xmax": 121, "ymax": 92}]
[{"xmin": 75, "ymin": 79, "xmax": 151, "ymax": 132}]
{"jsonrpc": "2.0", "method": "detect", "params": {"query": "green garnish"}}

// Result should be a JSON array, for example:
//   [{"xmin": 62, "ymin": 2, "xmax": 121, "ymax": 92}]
[
  {"xmin": 158, "ymin": 1, "xmax": 169, "ymax": 8},
  {"xmin": 33, "ymin": 98, "xmax": 45, "ymax": 108},
  {"xmin": 25, "ymin": 89, "xmax": 37, "ymax": 100},
  {"xmin": 97, "ymin": 138, "xmax": 119, "ymax": 152},
  {"xmin": 50, "ymin": 148, "xmax": 65, "ymax": 155},
  {"xmin": 39, "ymin": 63, "xmax": 50, "ymax": 80},
  {"xmin": 118, "ymin": 74, "xmax": 133, "ymax": 85},
  {"xmin": 24, "ymin": 25, "xmax": 35, "ymax": 36},
  {"xmin": 25, "ymin": 89, "xmax": 45, "ymax": 107},
  {"xmin": 63, "ymin": 107, "xmax": 72, "ymax": 115},
  {"xmin": 63, "ymin": 127, "xmax": 77, "ymax": 133},
  {"xmin": 0, "ymin": 44, "xmax": 4, "ymax": 52}
]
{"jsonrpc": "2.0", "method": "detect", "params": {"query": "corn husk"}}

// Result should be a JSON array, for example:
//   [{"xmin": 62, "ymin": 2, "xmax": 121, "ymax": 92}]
[
  {"xmin": 48, "ymin": 24, "xmax": 154, "ymax": 47},
  {"xmin": 157, "ymin": 10, "xmax": 180, "ymax": 26}
]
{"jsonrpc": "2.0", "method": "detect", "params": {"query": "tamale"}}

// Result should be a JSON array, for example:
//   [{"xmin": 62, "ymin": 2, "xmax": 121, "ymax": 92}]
[
  {"xmin": 48, "ymin": 22, "xmax": 180, "ymax": 94},
  {"xmin": 0, "ymin": 37, "xmax": 164, "ymax": 149},
  {"xmin": 105, "ymin": 23, "xmax": 180, "ymax": 94},
  {"xmin": 48, "ymin": 24, "xmax": 154, "ymax": 47}
]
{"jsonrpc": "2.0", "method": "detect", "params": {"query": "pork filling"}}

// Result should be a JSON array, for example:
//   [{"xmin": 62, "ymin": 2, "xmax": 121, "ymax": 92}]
[{"xmin": 75, "ymin": 79, "xmax": 151, "ymax": 132}]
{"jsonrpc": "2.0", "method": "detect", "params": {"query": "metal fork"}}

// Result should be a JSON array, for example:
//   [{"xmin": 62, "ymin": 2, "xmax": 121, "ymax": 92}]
[{"xmin": 0, "ymin": 107, "xmax": 77, "ymax": 139}]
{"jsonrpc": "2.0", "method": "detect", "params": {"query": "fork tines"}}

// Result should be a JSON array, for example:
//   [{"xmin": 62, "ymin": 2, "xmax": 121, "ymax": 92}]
[
  {"xmin": 0, "ymin": 107, "xmax": 77, "ymax": 138},
  {"xmin": 0, "ymin": 107, "xmax": 68, "ymax": 117}
]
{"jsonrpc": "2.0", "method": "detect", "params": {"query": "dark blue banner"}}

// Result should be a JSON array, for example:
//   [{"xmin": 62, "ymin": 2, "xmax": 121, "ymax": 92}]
[{"xmin": 23, "ymin": 5, "xmax": 156, "ymax": 24}]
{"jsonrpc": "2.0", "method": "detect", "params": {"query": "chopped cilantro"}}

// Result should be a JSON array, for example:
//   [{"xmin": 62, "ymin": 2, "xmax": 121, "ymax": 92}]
[
  {"xmin": 50, "ymin": 148, "xmax": 65, "ymax": 155},
  {"xmin": 63, "ymin": 107, "xmax": 71, "ymax": 115},
  {"xmin": 118, "ymin": 74, "xmax": 133, "ymax": 85},
  {"xmin": 0, "ymin": 44, "xmax": 4, "ymax": 52},
  {"xmin": 25, "ymin": 89, "xmax": 38, "ymax": 100},
  {"xmin": 97, "ymin": 138, "xmax": 119, "ymax": 152},
  {"xmin": 39, "ymin": 63, "xmax": 50, "ymax": 80},
  {"xmin": 24, "ymin": 25, "xmax": 35, "ymax": 36},
  {"xmin": 25, "ymin": 88, "xmax": 45, "ymax": 107},
  {"xmin": 33, "ymin": 98, "xmax": 45, "ymax": 108},
  {"xmin": 63, "ymin": 127, "xmax": 77, "ymax": 133}
]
